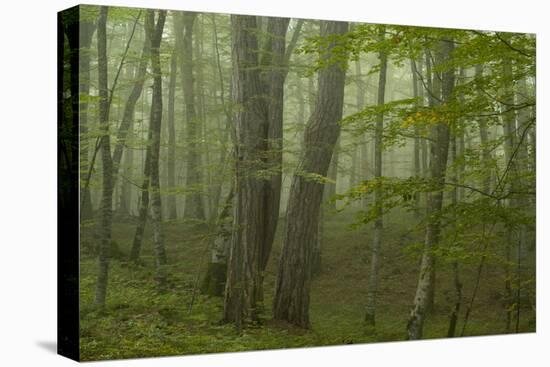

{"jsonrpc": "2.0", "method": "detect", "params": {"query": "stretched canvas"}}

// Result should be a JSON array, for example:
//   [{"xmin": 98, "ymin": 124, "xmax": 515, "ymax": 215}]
[{"xmin": 58, "ymin": 3, "xmax": 536, "ymax": 361}]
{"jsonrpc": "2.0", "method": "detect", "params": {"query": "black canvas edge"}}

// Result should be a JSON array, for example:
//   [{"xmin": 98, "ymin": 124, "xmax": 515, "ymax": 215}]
[{"xmin": 58, "ymin": 4, "xmax": 81, "ymax": 362}]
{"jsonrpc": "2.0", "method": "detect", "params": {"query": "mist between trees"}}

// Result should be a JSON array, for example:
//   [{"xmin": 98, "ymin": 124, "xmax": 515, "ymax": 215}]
[{"xmin": 60, "ymin": 5, "xmax": 535, "ymax": 360}]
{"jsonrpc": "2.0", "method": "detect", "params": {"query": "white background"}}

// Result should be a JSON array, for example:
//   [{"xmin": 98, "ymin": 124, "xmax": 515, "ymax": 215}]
[{"xmin": 0, "ymin": 0, "xmax": 548, "ymax": 365}]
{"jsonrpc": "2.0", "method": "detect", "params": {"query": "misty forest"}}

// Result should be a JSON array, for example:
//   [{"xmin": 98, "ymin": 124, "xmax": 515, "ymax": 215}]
[{"xmin": 60, "ymin": 5, "xmax": 536, "ymax": 360}]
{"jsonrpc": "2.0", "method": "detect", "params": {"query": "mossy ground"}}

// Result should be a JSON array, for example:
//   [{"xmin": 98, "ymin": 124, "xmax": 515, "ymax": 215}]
[{"xmin": 79, "ymin": 209, "xmax": 535, "ymax": 361}]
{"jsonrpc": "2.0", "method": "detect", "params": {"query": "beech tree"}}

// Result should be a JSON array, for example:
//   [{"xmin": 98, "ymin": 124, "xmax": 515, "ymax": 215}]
[
  {"xmin": 407, "ymin": 38, "xmax": 455, "ymax": 340},
  {"xmin": 273, "ymin": 20, "xmax": 349, "ymax": 328},
  {"xmin": 94, "ymin": 6, "xmax": 113, "ymax": 307}
]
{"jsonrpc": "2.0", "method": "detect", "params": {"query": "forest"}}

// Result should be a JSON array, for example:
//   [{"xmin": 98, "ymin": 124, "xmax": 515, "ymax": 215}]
[{"xmin": 59, "ymin": 5, "xmax": 536, "ymax": 360}]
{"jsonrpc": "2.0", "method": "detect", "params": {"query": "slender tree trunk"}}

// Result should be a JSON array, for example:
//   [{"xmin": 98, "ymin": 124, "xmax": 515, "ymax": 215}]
[
  {"xmin": 355, "ymin": 58, "xmax": 367, "ymax": 209},
  {"xmin": 166, "ymin": 32, "xmax": 178, "ymax": 220},
  {"xmin": 273, "ymin": 20, "xmax": 349, "ymax": 328},
  {"xmin": 502, "ymin": 56, "xmax": 516, "ymax": 333},
  {"xmin": 147, "ymin": 10, "xmax": 168, "ymax": 286},
  {"xmin": 118, "ymin": 123, "xmax": 133, "ymax": 216},
  {"xmin": 410, "ymin": 58, "xmax": 421, "ymax": 213},
  {"xmin": 447, "ymin": 132, "xmax": 463, "ymax": 337},
  {"xmin": 129, "ymin": 15, "xmax": 155, "ymax": 263},
  {"xmin": 365, "ymin": 26, "xmax": 387, "ymax": 326},
  {"xmin": 423, "ymin": 48, "xmax": 436, "ymax": 312},
  {"xmin": 94, "ymin": 6, "xmax": 114, "ymax": 307},
  {"xmin": 180, "ymin": 12, "xmax": 206, "ymax": 221},
  {"xmin": 407, "ymin": 39, "xmax": 455, "ymax": 340}
]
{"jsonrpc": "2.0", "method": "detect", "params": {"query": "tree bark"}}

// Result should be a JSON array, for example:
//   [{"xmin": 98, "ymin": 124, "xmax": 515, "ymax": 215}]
[
  {"xmin": 273, "ymin": 20, "xmax": 349, "ymax": 328},
  {"xmin": 94, "ymin": 6, "xmax": 113, "ymax": 307},
  {"xmin": 407, "ymin": 39, "xmax": 455, "ymax": 340},
  {"xmin": 147, "ymin": 10, "xmax": 168, "ymax": 286},
  {"xmin": 365, "ymin": 25, "xmax": 387, "ymax": 326},
  {"xmin": 166, "ymin": 28, "xmax": 178, "ymax": 220},
  {"xmin": 180, "ymin": 12, "xmax": 206, "ymax": 221},
  {"xmin": 259, "ymin": 17, "xmax": 291, "ymax": 301},
  {"xmin": 223, "ymin": 15, "xmax": 269, "ymax": 328}
]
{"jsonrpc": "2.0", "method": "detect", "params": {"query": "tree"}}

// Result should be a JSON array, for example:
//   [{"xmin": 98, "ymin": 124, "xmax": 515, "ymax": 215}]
[
  {"xmin": 364, "ymin": 25, "xmax": 387, "ymax": 326},
  {"xmin": 94, "ymin": 6, "xmax": 113, "ymax": 307},
  {"xmin": 75, "ymin": 16, "xmax": 96, "ymax": 220},
  {"xmin": 111, "ymin": 11, "xmax": 150, "ymax": 216},
  {"xmin": 223, "ymin": 14, "xmax": 268, "ymax": 328},
  {"xmin": 166, "ymin": 19, "xmax": 178, "ymax": 221},
  {"xmin": 407, "ymin": 38, "xmax": 455, "ymax": 340},
  {"xmin": 147, "ymin": 10, "xmax": 168, "ymax": 285},
  {"xmin": 273, "ymin": 20, "xmax": 349, "ymax": 328},
  {"xmin": 258, "ymin": 16, "xmax": 291, "ymax": 300},
  {"xmin": 180, "ymin": 12, "xmax": 206, "ymax": 221}
]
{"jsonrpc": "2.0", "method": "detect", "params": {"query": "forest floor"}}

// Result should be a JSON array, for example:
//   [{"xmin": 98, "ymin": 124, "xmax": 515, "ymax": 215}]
[{"xmin": 79, "ymin": 209, "xmax": 535, "ymax": 361}]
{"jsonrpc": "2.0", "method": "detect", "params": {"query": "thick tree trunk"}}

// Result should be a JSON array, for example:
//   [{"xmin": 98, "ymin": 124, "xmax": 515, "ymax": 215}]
[
  {"xmin": 326, "ymin": 139, "xmax": 339, "ymax": 210},
  {"xmin": 365, "ymin": 26, "xmax": 387, "ymax": 326},
  {"xmin": 94, "ymin": 6, "xmax": 114, "ymax": 307},
  {"xmin": 273, "ymin": 20, "xmax": 348, "ymax": 328},
  {"xmin": 407, "ymin": 39, "xmax": 455, "ymax": 340},
  {"xmin": 259, "ymin": 17, "xmax": 291, "ymax": 301},
  {"xmin": 180, "ymin": 12, "xmax": 206, "ymax": 221},
  {"xmin": 223, "ymin": 15, "xmax": 268, "ymax": 328}
]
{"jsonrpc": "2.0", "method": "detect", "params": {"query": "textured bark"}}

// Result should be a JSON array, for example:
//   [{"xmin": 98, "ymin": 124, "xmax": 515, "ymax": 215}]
[
  {"xmin": 180, "ymin": 12, "xmax": 206, "ymax": 221},
  {"xmin": 273, "ymin": 20, "xmax": 348, "ymax": 328},
  {"xmin": 365, "ymin": 26, "xmax": 387, "ymax": 326},
  {"xmin": 223, "ymin": 15, "xmax": 268, "ymax": 327},
  {"xmin": 147, "ymin": 10, "xmax": 168, "ymax": 285},
  {"xmin": 94, "ymin": 6, "xmax": 113, "ymax": 307},
  {"xmin": 407, "ymin": 39, "xmax": 455, "ymax": 340},
  {"xmin": 259, "ymin": 17, "xmax": 291, "ymax": 297},
  {"xmin": 326, "ymin": 139, "xmax": 339, "ymax": 210}
]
